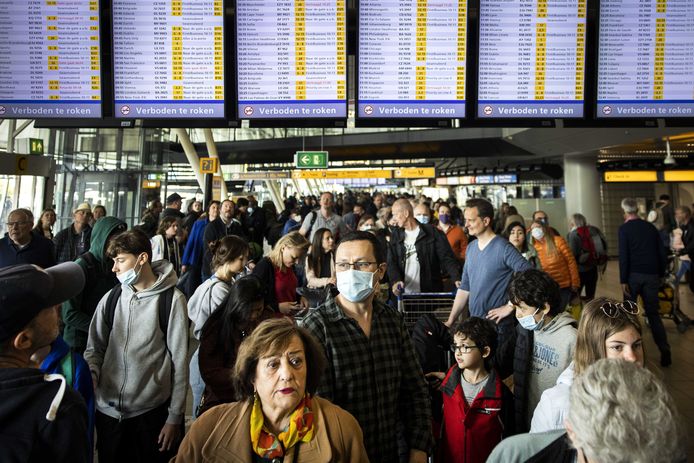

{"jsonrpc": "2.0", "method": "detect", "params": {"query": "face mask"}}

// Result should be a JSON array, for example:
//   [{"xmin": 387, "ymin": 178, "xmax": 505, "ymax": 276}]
[
  {"xmin": 531, "ymin": 227, "xmax": 545, "ymax": 240},
  {"xmin": 247, "ymin": 207, "xmax": 254, "ymax": 215},
  {"xmin": 292, "ymin": 215, "xmax": 301, "ymax": 222},
  {"xmin": 415, "ymin": 215, "xmax": 429, "ymax": 224},
  {"xmin": 337, "ymin": 269, "xmax": 376, "ymax": 302},
  {"xmin": 360, "ymin": 225, "xmax": 375, "ymax": 232},
  {"xmin": 117, "ymin": 255, "xmax": 144, "ymax": 286},
  {"xmin": 517, "ymin": 308, "xmax": 545, "ymax": 331},
  {"xmin": 438, "ymin": 214, "xmax": 450, "ymax": 225}
]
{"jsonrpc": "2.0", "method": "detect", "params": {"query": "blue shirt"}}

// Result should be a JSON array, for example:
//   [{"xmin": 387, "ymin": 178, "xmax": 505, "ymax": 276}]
[
  {"xmin": 182, "ymin": 217, "xmax": 209, "ymax": 267},
  {"xmin": 461, "ymin": 235, "xmax": 532, "ymax": 317}
]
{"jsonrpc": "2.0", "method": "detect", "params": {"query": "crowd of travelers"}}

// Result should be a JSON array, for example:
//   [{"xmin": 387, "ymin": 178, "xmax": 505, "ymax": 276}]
[{"xmin": 0, "ymin": 189, "xmax": 689, "ymax": 463}]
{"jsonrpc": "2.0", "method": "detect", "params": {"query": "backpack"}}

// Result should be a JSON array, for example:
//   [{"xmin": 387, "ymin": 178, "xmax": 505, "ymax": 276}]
[
  {"xmin": 577, "ymin": 226, "xmax": 608, "ymax": 268},
  {"xmin": 104, "ymin": 285, "xmax": 176, "ymax": 352}
]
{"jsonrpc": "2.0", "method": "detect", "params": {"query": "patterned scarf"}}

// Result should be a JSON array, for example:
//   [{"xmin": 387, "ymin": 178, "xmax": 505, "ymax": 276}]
[{"xmin": 250, "ymin": 393, "xmax": 315, "ymax": 459}]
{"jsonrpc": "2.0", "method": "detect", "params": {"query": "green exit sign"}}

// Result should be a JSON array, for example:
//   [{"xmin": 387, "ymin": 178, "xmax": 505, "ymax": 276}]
[
  {"xmin": 295, "ymin": 151, "xmax": 329, "ymax": 169},
  {"xmin": 30, "ymin": 138, "xmax": 44, "ymax": 155}
]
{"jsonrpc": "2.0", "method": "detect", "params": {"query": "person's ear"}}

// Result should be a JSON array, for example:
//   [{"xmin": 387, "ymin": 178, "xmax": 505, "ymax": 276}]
[
  {"xmin": 542, "ymin": 302, "xmax": 551, "ymax": 315},
  {"xmin": 481, "ymin": 346, "xmax": 491, "ymax": 359},
  {"xmin": 13, "ymin": 330, "xmax": 33, "ymax": 351}
]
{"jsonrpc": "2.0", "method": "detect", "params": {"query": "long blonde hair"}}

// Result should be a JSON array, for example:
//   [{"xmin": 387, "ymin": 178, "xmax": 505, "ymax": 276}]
[
  {"xmin": 532, "ymin": 221, "xmax": 557, "ymax": 256},
  {"xmin": 268, "ymin": 231, "xmax": 309, "ymax": 270}
]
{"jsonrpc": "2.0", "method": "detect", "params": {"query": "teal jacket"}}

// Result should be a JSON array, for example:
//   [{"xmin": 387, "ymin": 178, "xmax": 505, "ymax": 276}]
[{"xmin": 62, "ymin": 217, "xmax": 125, "ymax": 352}]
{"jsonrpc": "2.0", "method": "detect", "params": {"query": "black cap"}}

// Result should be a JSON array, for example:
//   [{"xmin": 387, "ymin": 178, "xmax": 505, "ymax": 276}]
[
  {"xmin": 0, "ymin": 263, "xmax": 85, "ymax": 343},
  {"xmin": 166, "ymin": 193, "xmax": 182, "ymax": 204}
]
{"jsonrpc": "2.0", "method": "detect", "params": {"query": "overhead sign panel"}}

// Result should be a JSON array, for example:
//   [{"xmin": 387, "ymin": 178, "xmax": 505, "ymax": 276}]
[
  {"xmin": 357, "ymin": 0, "xmax": 468, "ymax": 118},
  {"xmin": 394, "ymin": 167, "xmax": 436, "ymax": 179},
  {"xmin": 292, "ymin": 169, "xmax": 392, "ymax": 179},
  {"xmin": 295, "ymin": 151, "xmax": 329, "ymax": 169},
  {"xmin": 112, "ymin": 0, "xmax": 225, "ymax": 119},
  {"xmin": 0, "ymin": 0, "xmax": 102, "ymax": 118},
  {"xmin": 596, "ymin": 0, "xmax": 694, "ymax": 118},
  {"xmin": 200, "ymin": 157, "xmax": 219, "ymax": 174},
  {"xmin": 230, "ymin": 171, "xmax": 292, "ymax": 180},
  {"xmin": 664, "ymin": 171, "xmax": 694, "ymax": 182},
  {"xmin": 236, "ymin": 0, "xmax": 347, "ymax": 119},
  {"xmin": 604, "ymin": 171, "xmax": 658, "ymax": 182},
  {"xmin": 477, "ymin": 0, "xmax": 586, "ymax": 118}
]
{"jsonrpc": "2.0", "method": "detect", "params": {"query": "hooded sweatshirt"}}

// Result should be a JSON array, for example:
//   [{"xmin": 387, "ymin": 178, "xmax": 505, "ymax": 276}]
[
  {"xmin": 526, "ymin": 312, "xmax": 577, "ymax": 426},
  {"xmin": 84, "ymin": 260, "xmax": 189, "ymax": 424},
  {"xmin": 0, "ymin": 368, "xmax": 89, "ymax": 462},
  {"xmin": 62, "ymin": 217, "xmax": 125, "ymax": 352},
  {"xmin": 530, "ymin": 362, "xmax": 574, "ymax": 433}
]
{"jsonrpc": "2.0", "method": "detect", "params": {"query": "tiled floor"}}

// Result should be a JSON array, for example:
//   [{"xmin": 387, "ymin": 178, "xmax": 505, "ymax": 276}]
[{"xmin": 596, "ymin": 260, "xmax": 694, "ymax": 460}]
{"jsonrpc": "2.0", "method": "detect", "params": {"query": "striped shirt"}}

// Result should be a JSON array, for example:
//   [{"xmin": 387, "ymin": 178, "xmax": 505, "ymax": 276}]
[{"xmin": 302, "ymin": 297, "xmax": 433, "ymax": 462}]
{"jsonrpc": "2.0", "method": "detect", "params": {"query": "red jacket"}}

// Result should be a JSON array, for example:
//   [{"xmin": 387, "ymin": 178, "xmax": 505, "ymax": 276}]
[{"xmin": 437, "ymin": 365, "xmax": 514, "ymax": 463}]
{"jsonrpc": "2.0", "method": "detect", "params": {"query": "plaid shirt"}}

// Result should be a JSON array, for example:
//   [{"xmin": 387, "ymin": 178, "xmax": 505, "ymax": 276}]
[{"xmin": 302, "ymin": 297, "xmax": 433, "ymax": 462}]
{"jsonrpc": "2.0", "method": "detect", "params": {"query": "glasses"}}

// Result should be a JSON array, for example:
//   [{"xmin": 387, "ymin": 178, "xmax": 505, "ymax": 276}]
[
  {"xmin": 450, "ymin": 343, "xmax": 480, "ymax": 354},
  {"xmin": 335, "ymin": 261, "xmax": 377, "ymax": 272},
  {"xmin": 601, "ymin": 300, "xmax": 639, "ymax": 318},
  {"xmin": 6, "ymin": 221, "xmax": 30, "ymax": 228}
]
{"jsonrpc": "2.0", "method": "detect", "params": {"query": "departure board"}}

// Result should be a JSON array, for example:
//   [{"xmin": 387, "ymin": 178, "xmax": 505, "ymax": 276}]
[
  {"xmin": 597, "ymin": 0, "xmax": 694, "ymax": 118},
  {"xmin": 113, "ymin": 0, "xmax": 225, "ymax": 119},
  {"xmin": 0, "ymin": 0, "xmax": 102, "ymax": 118},
  {"xmin": 236, "ymin": 0, "xmax": 347, "ymax": 119},
  {"xmin": 357, "ymin": 0, "xmax": 468, "ymax": 118},
  {"xmin": 477, "ymin": 0, "xmax": 586, "ymax": 118}
]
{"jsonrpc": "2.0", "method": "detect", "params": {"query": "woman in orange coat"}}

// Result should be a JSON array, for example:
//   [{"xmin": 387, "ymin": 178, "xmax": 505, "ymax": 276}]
[
  {"xmin": 437, "ymin": 203, "xmax": 468, "ymax": 264},
  {"xmin": 528, "ymin": 220, "xmax": 579, "ymax": 309}
]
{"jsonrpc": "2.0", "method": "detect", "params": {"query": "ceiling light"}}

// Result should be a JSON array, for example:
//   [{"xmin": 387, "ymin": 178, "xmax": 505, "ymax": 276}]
[{"xmin": 663, "ymin": 138, "xmax": 676, "ymax": 166}]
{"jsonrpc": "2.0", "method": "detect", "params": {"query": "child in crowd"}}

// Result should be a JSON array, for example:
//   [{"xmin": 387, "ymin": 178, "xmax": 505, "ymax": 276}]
[{"xmin": 436, "ymin": 317, "xmax": 514, "ymax": 463}]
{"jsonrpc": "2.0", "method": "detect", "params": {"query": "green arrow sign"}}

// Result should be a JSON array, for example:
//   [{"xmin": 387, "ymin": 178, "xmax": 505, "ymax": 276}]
[
  {"xmin": 29, "ymin": 138, "xmax": 44, "ymax": 155},
  {"xmin": 295, "ymin": 151, "xmax": 329, "ymax": 169}
]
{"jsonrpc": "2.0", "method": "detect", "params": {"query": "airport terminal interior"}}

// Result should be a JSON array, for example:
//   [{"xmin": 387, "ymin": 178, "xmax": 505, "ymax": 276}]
[{"xmin": 1, "ymin": 0, "xmax": 694, "ymax": 461}]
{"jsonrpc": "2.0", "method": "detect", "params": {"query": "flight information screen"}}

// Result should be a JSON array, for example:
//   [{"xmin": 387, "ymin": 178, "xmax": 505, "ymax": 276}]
[
  {"xmin": 477, "ymin": 0, "xmax": 586, "ymax": 118},
  {"xmin": 0, "ymin": 0, "xmax": 102, "ymax": 118},
  {"xmin": 357, "ymin": 0, "xmax": 468, "ymax": 118},
  {"xmin": 236, "ymin": 0, "xmax": 347, "ymax": 119},
  {"xmin": 597, "ymin": 0, "xmax": 694, "ymax": 118},
  {"xmin": 113, "ymin": 0, "xmax": 225, "ymax": 119}
]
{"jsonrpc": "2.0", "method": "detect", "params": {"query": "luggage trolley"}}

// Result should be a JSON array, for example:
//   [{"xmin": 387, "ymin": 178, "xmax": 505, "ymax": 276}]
[
  {"xmin": 657, "ymin": 255, "xmax": 691, "ymax": 333},
  {"xmin": 397, "ymin": 292, "xmax": 457, "ymax": 332}
]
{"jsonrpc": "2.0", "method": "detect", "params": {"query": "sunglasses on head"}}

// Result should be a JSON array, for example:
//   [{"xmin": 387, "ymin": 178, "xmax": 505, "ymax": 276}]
[{"xmin": 600, "ymin": 300, "xmax": 639, "ymax": 318}]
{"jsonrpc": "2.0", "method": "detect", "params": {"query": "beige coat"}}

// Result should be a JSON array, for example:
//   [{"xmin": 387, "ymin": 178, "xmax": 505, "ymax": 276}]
[{"xmin": 171, "ymin": 396, "xmax": 369, "ymax": 463}]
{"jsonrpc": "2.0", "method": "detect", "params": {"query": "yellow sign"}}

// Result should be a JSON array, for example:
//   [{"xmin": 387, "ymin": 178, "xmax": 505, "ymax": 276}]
[
  {"xmin": 200, "ymin": 157, "xmax": 219, "ymax": 174},
  {"xmin": 664, "ymin": 170, "xmax": 694, "ymax": 182},
  {"xmin": 142, "ymin": 180, "xmax": 161, "ymax": 189},
  {"xmin": 604, "ymin": 171, "xmax": 657, "ymax": 182},
  {"xmin": 394, "ymin": 167, "xmax": 436, "ymax": 179},
  {"xmin": 292, "ymin": 169, "xmax": 392, "ymax": 179}
]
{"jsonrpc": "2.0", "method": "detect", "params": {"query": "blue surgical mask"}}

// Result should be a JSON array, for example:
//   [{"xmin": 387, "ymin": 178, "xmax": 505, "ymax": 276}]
[
  {"xmin": 438, "ymin": 213, "xmax": 450, "ymax": 225},
  {"xmin": 517, "ymin": 308, "xmax": 545, "ymax": 331},
  {"xmin": 415, "ymin": 215, "xmax": 429, "ymax": 224},
  {"xmin": 117, "ymin": 255, "xmax": 144, "ymax": 286},
  {"xmin": 336, "ymin": 269, "xmax": 376, "ymax": 302}
]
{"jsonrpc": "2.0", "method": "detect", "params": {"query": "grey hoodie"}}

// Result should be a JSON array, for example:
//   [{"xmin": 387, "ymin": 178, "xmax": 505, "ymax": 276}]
[
  {"xmin": 527, "ymin": 311, "xmax": 577, "ymax": 425},
  {"xmin": 84, "ymin": 260, "xmax": 189, "ymax": 424}
]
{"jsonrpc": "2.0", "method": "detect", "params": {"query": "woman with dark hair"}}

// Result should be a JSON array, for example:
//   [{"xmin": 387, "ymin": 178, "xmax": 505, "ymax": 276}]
[
  {"xmin": 150, "ymin": 216, "xmax": 182, "ymax": 275},
  {"xmin": 187, "ymin": 235, "xmax": 250, "ymax": 417},
  {"xmin": 173, "ymin": 318, "xmax": 368, "ymax": 462},
  {"xmin": 504, "ymin": 221, "xmax": 539, "ymax": 268},
  {"xmin": 197, "ymin": 275, "xmax": 272, "ymax": 415},
  {"xmin": 33, "ymin": 208, "xmax": 56, "ymax": 239},
  {"xmin": 305, "ymin": 227, "xmax": 336, "ymax": 288}
]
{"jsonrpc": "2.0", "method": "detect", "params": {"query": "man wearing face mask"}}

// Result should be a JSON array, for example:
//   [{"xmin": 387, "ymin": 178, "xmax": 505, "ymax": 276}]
[
  {"xmin": 495, "ymin": 269, "xmax": 577, "ymax": 433},
  {"xmin": 388, "ymin": 199, "xmax": 460, "ymax": 296},
  {"xmin": 302, "ymin": 231, "xmax": 433, "ymax": 463},
  {"xmin": 84, "ymin": 230, "xmax": 189, "ymax": 463},
  {"xmin": 531, "ymin": 210, "xmax": 560, "ymax": 237}
]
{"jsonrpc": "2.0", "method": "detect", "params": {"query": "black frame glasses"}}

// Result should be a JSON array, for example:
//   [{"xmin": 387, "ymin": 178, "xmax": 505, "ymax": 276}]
[
  {"xmin": 450, "ymin": 344, "xmax": 481, "ymax": 354},
  {"xmin": 601, "ymin": 300, "xmax": 639, "ymax": 318}
]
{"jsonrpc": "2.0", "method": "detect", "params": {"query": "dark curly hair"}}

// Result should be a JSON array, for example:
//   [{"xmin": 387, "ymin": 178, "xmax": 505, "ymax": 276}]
[
  {"xmin": 452, "ymin": 316, "xmax": 498, "ymax": 370},
  {"xmin": 508, "ymin": 268, "xmax": 563, "ymax": 315}
]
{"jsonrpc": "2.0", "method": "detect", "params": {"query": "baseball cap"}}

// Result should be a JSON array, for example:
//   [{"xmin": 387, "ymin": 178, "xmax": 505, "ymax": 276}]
[
  {"xmin": 73, "ymin": 202, "xmax": 91, "ymax": 214},
  {"xmin": 166, "ymin": 193, "xmax": 182, "ymax": 204},
  {"xmin": 0, "ymin": 262, "xmax": 86, "ymax": 343}
]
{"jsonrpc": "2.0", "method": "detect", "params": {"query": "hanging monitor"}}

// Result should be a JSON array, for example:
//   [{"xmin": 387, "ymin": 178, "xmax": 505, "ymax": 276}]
[
  {"xmin": 477, "ymin": 0, "xmax": 586, "ymax": 119},
  {"xmin": 0, "ymin": 0, "xmax": 103, "ymax": 118},
  {"xmin": 236, "ymin": 0, "xmax": 347, "ymax": 119},
  {"xmin": 112, "ymin": 0, "xmax": 225, "ymax": 119},
  {"xmin": 596, "ymin": 0, "xmax": 694, "ymax": 118},
  {"xmin": 356, "ymin": 0, "xmax": 468, "ymax": 119}
]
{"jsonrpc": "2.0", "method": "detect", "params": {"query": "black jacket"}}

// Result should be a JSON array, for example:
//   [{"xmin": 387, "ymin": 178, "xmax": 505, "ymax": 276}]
[
  {"xmin": 0, "ymin": 368, "xmax": 89, "ymax": 463},
  {"xmin": 252, "ymin": 257, "xmax": 300, "ymax": 312},
  {"xmin": 202, "ymin": 218, "xmax": 247, "ymax": 278},
  {"xmin": 495, "ymin": 325, "xmax": 533, "ymax": 433},
  {"xmin": 162, "ymin": 207, "xmax": 184, "ymax": 220},
  {"xmin": 679, "ymin": 220, "xmax": 694, "ymax": 261},
  {"xmin": 53, "ymin": 224, "xmax": 92, "ymax": 264},
  {"xmin": 0, "ymin": 234, "xmax": 56, "ymax": 269},
  {"xmin": 387, "ymin": 224, "xmax": 461, "ymax": 292}
]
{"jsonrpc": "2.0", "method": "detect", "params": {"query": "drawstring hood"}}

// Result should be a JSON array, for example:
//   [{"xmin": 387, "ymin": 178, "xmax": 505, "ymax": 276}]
[{"xmin": 44, "ymin": 373, "xmax": 66, "ymax": 421}]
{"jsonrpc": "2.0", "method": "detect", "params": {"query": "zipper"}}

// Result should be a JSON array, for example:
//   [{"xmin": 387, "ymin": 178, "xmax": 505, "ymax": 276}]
[{"xmin": 117, "ymin": 296, "xmax": 134, "ymax": 421}]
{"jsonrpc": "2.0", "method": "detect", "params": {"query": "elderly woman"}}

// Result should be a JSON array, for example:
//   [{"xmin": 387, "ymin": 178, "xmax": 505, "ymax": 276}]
[{"xmin": 173, "ymin": 318, "xmax": 369, "ymax": 462}]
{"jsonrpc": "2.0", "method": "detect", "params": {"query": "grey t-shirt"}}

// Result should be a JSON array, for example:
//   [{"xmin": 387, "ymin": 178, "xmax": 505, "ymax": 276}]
[
  {"xmin": 460, "ymin": 235, "xmax": 532, "ymax": 317},
  {"xmin": 461, "ymin": 372, "xmax": 489, "ymax": 405},
  {"xmin": 300, "ymin": 210, "xmax": 346, "ymax": 241}
]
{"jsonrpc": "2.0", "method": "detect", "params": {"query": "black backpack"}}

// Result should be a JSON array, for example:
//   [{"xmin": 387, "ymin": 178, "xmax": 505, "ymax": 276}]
[{"xmin": 103, "ymin": 285, "xmax": 176, "ymax": 353}]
